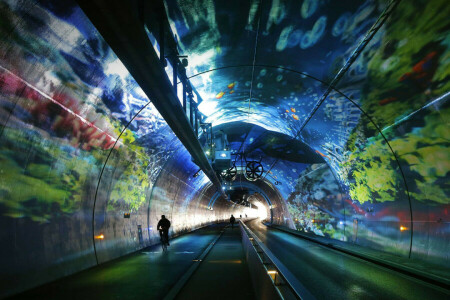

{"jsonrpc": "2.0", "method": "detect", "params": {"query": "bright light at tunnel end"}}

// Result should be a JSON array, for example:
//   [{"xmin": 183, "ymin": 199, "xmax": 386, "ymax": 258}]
[{"xmin": 252, "ymin": 200, "xmax": 268, "ymax": 219}]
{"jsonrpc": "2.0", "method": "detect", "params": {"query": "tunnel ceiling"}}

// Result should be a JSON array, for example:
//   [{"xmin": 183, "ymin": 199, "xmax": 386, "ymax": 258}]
[
  {"xmin": 164, "ymin": 0, "xmax": 449, "ymax": 201},
  {"xmin": 0, "ymin": 2, "xmax": 448, "ymax": 294},
  {"xmin": 212, "ymin": 122, "xmax": 323, "ymax": 164},
  {"xmin": 165, "ymin": 0, "xmax": 387, "ymax": 135}
]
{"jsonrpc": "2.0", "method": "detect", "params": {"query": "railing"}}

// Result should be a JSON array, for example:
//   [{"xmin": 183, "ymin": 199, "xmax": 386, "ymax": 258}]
[
  {"xmin": 143, "ymin": 1, "xmax": 204, "ymax": 137},
  {"xmin": 240, "ymin": 220, "xmax": 315, "ymax": 300},
  {"xmin": 144, "ymin": 0, "xmax": 218, "ymax": 168},
  {"xmin": 76, "ymin": 0, "xmax": 226, "ymax": 196}
]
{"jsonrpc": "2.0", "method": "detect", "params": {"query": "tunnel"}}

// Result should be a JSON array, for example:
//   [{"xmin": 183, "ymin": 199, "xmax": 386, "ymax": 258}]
[{"xmin": 0, "ymin": 0, "xmax": 449, "ymax": 299}]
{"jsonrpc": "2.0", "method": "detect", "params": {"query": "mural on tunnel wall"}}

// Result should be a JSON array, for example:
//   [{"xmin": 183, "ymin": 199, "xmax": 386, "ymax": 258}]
[
  {"xmin": 164, "ymin": 0, "xmax": 449, "ymax": 266},
  {"xmin": 0, "ymin": 0, "xmax": 208, "ymax": 295},
  {"xmin": 0, "ymin": 0, "xmax": 446, "ymax": 295},
  {"xmin": 0, "ymin": 0, "xmax": 181, "ymax": 221}
]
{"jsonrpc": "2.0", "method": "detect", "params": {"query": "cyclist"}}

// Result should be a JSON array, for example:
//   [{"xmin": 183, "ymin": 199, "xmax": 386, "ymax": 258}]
[
  {"xmin": 157, "ymin": 215, "xmax": 171, "ymax": 246},
  {"xmin": 230, "ymin": 215, "xmax": 236, "ymax": 229}
]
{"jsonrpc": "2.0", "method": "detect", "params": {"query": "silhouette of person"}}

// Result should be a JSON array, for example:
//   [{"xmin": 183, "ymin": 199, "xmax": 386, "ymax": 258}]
[
  {"xmin": 157, "ymin": 215, "xmax": 171, "ymax": 246},
  {"xmin": 230, "ymin": 215, "xmax": 236, "ymax": 228}
]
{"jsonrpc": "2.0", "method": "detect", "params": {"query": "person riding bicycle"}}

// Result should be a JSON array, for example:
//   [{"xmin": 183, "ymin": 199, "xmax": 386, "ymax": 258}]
[
  {"xmin": 230, "ymin": 215, "xmax": 236, "ymax": 229},
  {"xmin": 157, "ymin": 215, "xmax": 171, "ymax": 246}
]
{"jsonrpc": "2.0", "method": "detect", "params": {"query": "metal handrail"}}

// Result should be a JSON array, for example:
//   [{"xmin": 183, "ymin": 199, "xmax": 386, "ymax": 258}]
[{"xmin": 76, "ymin": 0, "xmax": 226, "ymax": 198}]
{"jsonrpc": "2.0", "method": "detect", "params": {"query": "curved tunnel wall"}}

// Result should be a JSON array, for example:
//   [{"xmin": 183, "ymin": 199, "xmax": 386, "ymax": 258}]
[
  {"xmin": 165, "ymin": 0, "xmax": 449, "ymax": 268},
  {"xmin": 0, "ymin": 0, "xmax": 449, "ymax": 298},
  {"xmin": 93, "ymin": 146, "xmax": 245, "ymax": 265},
  {"xmin": 191, "ymin": 62, "xmax": 447, "ymax": 266},
  {"xmin": 224, "ymin": 175, "xmax": 291, "ymax": 226},
  {"xmin": 0, "ymin": 0, "xmax": 243, "ymax": 297},
  {"xmin": 193, "ymin": 63, "xmax": 448, "ymax": 265}
]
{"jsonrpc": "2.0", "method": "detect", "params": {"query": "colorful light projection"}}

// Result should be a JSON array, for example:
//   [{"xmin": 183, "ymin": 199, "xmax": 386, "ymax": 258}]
[
  {"xmin": 0, "ymin": 0, "xmax": 189, "ymax": 222},
  {"xmin": 165, "ymin": 0, "xmax": 449, "ymax": 265}
]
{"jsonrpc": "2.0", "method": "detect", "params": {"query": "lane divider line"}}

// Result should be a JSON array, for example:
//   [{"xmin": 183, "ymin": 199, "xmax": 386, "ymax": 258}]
[{"xmin": 163, "ymin": 226, "xmax": 228, "ymax": 300}]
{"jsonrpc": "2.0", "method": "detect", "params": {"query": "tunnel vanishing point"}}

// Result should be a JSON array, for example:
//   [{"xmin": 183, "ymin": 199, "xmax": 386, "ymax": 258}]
[{"xmin": 0, "ymin": 0, "xmax": 449, "ymax": 299}]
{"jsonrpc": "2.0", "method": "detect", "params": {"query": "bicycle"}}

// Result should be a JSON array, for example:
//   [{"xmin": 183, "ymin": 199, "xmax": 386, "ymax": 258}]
[{"xmin": 159, "ymin": 229, "xmax": 169, "ymax": 252}]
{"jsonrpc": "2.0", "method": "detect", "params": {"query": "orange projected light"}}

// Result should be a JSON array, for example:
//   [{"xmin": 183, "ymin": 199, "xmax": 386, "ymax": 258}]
[
  {"xmin": 215, "ymin": 91, "xmax": 225, "ymax": 99},
  {"xmin": 400, "ymin": 226, "xmax": 408, "ymax": 231},
  {"xmin": 95, "ymin": 234, "xmax": 105, "ymax": 239}
]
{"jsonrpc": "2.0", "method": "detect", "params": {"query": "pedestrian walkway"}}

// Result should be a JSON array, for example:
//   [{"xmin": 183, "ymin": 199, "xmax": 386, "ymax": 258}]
[
  {"xmin": 11, "ymin": 224, "xmax": 227, "ymax": 300},
  {"xmin": 174, "ymin": 226, "xmax": 255, "ymax": 300}
]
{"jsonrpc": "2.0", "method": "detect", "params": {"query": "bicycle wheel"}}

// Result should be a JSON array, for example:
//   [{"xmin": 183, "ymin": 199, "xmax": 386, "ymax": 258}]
[{"xmin": 161, "ymin": 235, "xmax": 168, "ymax": 252}]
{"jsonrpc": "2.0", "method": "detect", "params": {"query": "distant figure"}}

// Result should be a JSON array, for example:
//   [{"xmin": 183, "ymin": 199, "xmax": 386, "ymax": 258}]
[
  {"xmin": 240, "ymin": 214, "xmax": 242, "ymax": 218},
  {"xmin": 245, "ymin": 214, "xmax": 247, "ymax": 218},
  {"xmin": 230, "ymin": 215, "xmax": 236, "ymax": 228},
  {"xmin": 157, "ymin": 215, "xmax": 171, "ymax": 246}
]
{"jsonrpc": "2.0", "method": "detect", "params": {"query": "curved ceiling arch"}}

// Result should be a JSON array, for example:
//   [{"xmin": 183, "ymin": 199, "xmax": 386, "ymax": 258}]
[
  {"xmin": 229, "ymin": 180, "xmax": 274, "ymax": 206},
  {"xmin": 207, "ymin": 177, "xmax": 282, "ymax": 209},
  {"xmin": 185, "ymin": 64, "xmax": 413, "ymax": 252},
  {"xmin": 98, "ymin": 0, "xmax": 432, "ymax": 261},
  {"xmin": 183, "ymin": 63, "xmax": 391, "ymax": 138},
  {"xmin": 162, "ymin": 2, "xmax": 450, "ymax": 262},
  {"xmin": 186, "ymin": 64, "xmax": 412, "ymax": 205}
]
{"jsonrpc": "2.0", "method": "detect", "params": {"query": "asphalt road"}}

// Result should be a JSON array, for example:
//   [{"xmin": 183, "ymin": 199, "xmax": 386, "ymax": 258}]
[{"xmin": 246, "ymin": 219, "xmax": 450, "ymax": 300}]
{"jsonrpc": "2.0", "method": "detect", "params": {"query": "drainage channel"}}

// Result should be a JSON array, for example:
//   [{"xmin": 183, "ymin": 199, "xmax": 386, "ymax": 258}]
[{"xmin": 240, "ymin": 220, "xmax": 316, "ymax": 300}]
